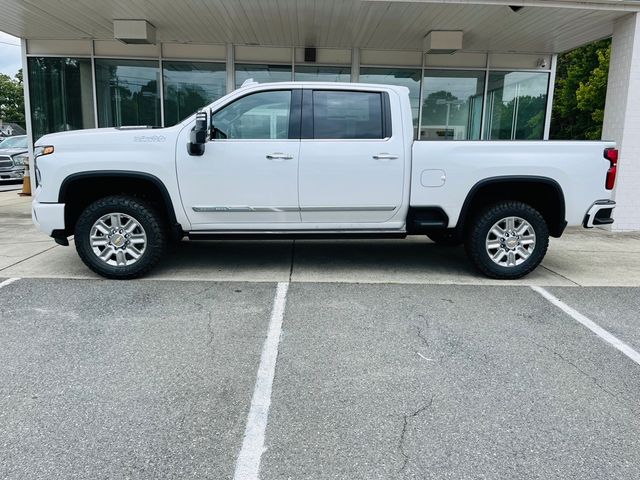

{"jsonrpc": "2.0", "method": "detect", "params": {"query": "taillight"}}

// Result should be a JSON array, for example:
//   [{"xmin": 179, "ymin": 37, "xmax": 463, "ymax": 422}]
[{"xmin": 604, "ymin": 148, "xmax": 618, "ymax": 190}]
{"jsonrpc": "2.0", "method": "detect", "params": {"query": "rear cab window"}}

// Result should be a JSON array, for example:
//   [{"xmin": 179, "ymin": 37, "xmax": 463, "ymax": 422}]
[{"xmin": 302, "ymin": 89, "xmax": 392, "ymax": 140}]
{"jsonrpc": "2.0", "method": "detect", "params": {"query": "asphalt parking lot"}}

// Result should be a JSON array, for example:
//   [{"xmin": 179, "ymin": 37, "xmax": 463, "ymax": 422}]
[
  {"xmin": 2, "ymin": 191, "xmax": 640, "ymax": 479},
  {"xmin": 1, "ymin": 277, "xmax": 640, "ymax": 479}
]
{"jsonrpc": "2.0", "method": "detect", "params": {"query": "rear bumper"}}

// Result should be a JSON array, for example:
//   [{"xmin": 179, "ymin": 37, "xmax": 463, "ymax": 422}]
[
  {"xmin": 583, "ymin": 200, "xmax": 616, "ymax": 228},
  {"xmin": 32, "ymin": 200, "xmax": 66, "ymax": 236}
]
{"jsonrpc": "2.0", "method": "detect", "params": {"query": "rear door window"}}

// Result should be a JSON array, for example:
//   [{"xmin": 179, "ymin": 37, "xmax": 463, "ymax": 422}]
[{"xmin": 312, "ymin": 91, "xmax": 384, "ymax": 140}]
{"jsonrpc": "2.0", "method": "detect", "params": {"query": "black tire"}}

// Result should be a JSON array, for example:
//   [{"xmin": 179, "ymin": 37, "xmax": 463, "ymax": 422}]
[
  {"xmin": 74, "ymin": 195, "xmax": 167, "ymax": 279},
  {"xmin": 465, "ymin": 201, "xmax": 549, "ymax": 279},
  {"xmin": 426, "ymin": 231, "xmax": 462, "ymax": 247}
]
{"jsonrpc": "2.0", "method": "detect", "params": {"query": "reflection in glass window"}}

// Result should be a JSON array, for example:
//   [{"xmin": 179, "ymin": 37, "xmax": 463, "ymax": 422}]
[
  {"xmin": 421, "ymin": 70, "xmax": 485, "ymax": 140},
  {"xmin": 211, "ymin": 90, "xmax": 291, "ymax": 139},
  {"xmin": 0, "ymin": 136, "xmax": 27, "ymax": 149},
  {"xmin": 484, "ymin": 71, "xmax": 549, "ymax": 140},
  {"xmin": 235, "ymin": 64, "xmax": 292, "ymax": 87},
  {"xmin": 27, "ymin": 57, "xmax": 95, "ymax": 141},
  {"xmin": 163, "ymin": 61, "xmax": 226, "ymax": 126},
  {"xmin": 360, "ymin": 67, "xmax": 421, "ymax": 138},
  {"xmin": 95, "ymin": 59, "xmax": 161, "ymax": 128},
  {"xmin": 294, "ymin": 66, "xmax": 350, "ymax": 82},
  {"xmin": 312, "ymin": 91, "xmax": 383, "ymax": 139}
]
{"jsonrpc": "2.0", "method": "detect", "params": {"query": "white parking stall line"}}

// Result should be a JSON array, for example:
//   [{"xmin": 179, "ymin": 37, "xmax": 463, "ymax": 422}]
[
  {"xmin": 0, "ymin": 277, "xmax": 20, "ymax": 289},
  {"xmin": 531, "ymin": 285, "xmax": 640, "ymax": 366},
  {"xmin": 234, "ymin": 281, "xmax": 290, "ymax": 480}
]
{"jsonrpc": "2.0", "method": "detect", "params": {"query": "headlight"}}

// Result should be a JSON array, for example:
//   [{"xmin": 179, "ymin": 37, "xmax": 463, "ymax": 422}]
[
  {"xmin": 13, "ymin": 153, "xmax": 29, "ymax": 166},
  {"xmin": 32, "ymin": 145, "xmax": 54, "ymax": 188},
  {"xmin": 34, "ymin": 145, "xmax": 54, "ymax": 158}
]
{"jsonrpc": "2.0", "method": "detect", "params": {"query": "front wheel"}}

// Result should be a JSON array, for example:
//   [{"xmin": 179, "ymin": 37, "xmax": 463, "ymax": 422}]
[
  {"xmin": 465, "ymin": 201, "xmax": 549, "ymax": 279},
  {"xmin": 74, "ymin": 195, "xmax": 167, "ymax": 279}
]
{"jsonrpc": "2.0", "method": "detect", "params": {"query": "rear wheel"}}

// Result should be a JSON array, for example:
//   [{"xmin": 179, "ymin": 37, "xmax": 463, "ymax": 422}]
[
  {"xmin": 74, "ymin": 195, "xmax": 167, "ymax": 279},
  {"xmin": 465, "ymin": 201, "xmax": 549, "ymax": 279}
]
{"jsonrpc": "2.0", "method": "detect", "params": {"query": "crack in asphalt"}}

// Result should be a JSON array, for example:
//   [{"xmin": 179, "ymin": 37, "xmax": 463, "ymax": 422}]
[
  {"xmin": 416, "ymin": 314, "xmax": 430, "ymax": 348},
  {"xmin": 398, "ymin": 395, "xmax": 434, "ymax": 473},
  {"xmin": 186, "ymin": 285, "xmax": 220, "ymax": 315},
  {"xmin": 415, "ymin": 314, "xmax": 450, "ymax": 365},
  {"xmin": 206, "ymin": 311, "xmax": 214, "ymax": 346},
  {"xmin": 528, "ymin": 338, "xmax": 638, "ymax": 414},
  {"xmin": 185, "ymin": 284, "xmax": 217, "ymax": 300}
]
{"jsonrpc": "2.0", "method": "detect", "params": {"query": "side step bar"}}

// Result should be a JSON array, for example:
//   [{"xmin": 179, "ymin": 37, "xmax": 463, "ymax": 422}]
[{"xmin": 188, "ymin": 230, "xmax": 407, "ymax": 240}]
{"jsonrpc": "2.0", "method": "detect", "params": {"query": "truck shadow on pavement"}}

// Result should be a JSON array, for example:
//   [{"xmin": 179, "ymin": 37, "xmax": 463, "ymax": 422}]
[{"xmin": 150, "ymin": 238, "xmax": 478, "ymax": 283}]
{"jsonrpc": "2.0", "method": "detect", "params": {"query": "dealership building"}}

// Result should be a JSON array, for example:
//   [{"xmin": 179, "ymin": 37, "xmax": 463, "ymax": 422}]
[{"xmin": 1, "ymin": 0, "xmax": 639, "ymax": 230}]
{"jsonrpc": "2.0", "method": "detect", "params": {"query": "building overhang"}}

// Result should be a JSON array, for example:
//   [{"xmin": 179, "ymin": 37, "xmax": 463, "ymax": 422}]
[
  {"xmin": 0, "ymin": 0, "xmax": 636, "ymax": 54},
  {"xmin": 371, "ymin": 0, "xmax": 640, "ymax": 12}
]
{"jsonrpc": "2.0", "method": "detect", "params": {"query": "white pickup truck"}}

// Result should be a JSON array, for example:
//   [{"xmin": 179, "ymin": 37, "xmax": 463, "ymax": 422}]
[{"xmin": 31, "ymin": 81, "xmax": 618, "ymax": 280}]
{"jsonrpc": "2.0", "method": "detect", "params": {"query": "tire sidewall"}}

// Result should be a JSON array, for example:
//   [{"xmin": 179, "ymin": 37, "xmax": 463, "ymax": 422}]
[
  {"xmin": 75, "ymin": 196, "xmax": 165, "ymax": 279},
  {"xmin": 466, "ymin": 202, "xmax": 549, "ymax": 279}
]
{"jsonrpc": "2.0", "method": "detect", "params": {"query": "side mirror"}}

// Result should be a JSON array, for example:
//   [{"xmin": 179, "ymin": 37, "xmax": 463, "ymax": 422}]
[{"xmin": 188, "ymin": 109, "xmax": 210, "ymax": 156}]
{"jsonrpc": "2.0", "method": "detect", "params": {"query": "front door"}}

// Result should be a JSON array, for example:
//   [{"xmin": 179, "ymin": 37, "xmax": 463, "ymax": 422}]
[
  {"xmin": 298, "ymin": 89, "xmax": 405, "ymax": 224},
  {"xmin": 177, "ymin": 89, "xmax": 301, "ymax": 227}
]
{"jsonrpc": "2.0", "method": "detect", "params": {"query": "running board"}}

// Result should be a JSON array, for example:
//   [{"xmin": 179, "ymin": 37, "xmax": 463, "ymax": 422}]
[{"xmin": 187, "ymin": 229, "xmax": 407, "ymax": 240}]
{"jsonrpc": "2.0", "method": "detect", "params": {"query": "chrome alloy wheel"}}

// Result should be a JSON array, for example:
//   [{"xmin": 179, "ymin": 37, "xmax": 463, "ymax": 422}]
[
  {"xmin": 485, "ymin": 216, "xmax": 536, "ymax": 268},
  {"xmin": 89, "ymin": 213, "xmax": 147, "ymax": 267}
]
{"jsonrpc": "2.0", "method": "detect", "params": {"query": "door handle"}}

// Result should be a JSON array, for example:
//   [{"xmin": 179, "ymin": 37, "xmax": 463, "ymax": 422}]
[
  {"xmin": 372, "ymin": 153, "xmax": 399, "ymax": 160},
  {"xmin": 266, "ymin": 153, "xmax": 294, "ymax": 160}
]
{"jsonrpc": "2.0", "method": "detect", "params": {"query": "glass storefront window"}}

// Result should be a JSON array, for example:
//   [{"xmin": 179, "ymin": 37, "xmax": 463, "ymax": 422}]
[
  {"xmin": 163, "ymin": 61, "xmax": 226, "ymax": 126},
  {"xmin": 484, "ymin": 71, "xmax": 549, "ymax": 140},
  {"xmin": 294, "ymin": 65, "xmax": 351, "ymax": 82},
  {"xmin": 27, "ymin": 53, "xmax": 553, "ymax": 143},
  {"xmin": 420, "ymin": 70, "xmax": 485, "ymax": 140},
  {"xmin": 27, "ymin": 57, "xmax": 95, "ymax": 141},
  {"xmin": 95, "ymin": 59, "xmax": 161, "ymax": 128},
  {"xmin": 235, "ymin": 64, "xmax": 292, "ymax": 87},
  {"xmin": 359, "ymin": 67, "xmax": 421, "ymax": 138}
]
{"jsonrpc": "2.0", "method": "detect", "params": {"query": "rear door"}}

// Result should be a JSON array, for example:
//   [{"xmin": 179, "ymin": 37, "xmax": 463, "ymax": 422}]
[{"xmin": 298, "ymin": 88, "xmax": 404, "ymax": 224}]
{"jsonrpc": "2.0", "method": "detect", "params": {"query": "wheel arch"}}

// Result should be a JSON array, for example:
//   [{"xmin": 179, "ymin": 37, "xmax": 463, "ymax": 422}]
[
  {"xmin": 457, "ymin": 176, "xmax": 567, "ymax": 238},
  {"xmin": 58, "ymin": 171, "xmax": 182, "ymax": 238}
]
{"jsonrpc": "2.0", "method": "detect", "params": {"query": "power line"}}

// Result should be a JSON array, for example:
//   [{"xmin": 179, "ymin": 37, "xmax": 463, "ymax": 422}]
[{"xmin": 0, "ymin": 40, "xmax": 20, "ymax": 47}]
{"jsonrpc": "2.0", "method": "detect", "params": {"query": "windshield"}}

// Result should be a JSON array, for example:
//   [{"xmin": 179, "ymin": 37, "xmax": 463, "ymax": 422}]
[{"xmin": 0, "ymin": 136, "xmax": 27, "ymax": 149}]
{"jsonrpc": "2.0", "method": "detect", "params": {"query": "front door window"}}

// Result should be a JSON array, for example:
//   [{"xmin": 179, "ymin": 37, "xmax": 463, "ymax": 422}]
[{"xmin": 211, "ymin": 90, "xmax": 292, "ymax": 140}]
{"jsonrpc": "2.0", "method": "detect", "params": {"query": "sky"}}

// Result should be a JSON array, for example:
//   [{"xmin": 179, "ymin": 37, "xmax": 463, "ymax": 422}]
[{"xmin": 0, "ymin": 31, "xmax": 21, "ymax": 78}]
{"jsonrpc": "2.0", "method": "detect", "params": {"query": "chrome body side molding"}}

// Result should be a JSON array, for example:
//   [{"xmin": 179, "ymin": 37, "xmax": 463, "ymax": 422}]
[{"xmin": 192, "ymin": 205, "xmax": 397, "ymax": 213}]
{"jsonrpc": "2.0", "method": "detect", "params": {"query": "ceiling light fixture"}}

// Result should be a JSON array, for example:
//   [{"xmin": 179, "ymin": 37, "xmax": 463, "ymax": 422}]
[
  {"xmin": 113, "ymin": 20, "xmax": 156, "ymax": 45},
  {"xmin": 423, "ymin": 31, "xmax": 463, "ymax": 55}
]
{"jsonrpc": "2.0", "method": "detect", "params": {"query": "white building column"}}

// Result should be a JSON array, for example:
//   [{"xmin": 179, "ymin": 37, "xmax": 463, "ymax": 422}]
[
  {"xmin": 20, "ymin": 38, "xmax": 35, "ymax": 194},
  {"xmin": 602, "ymin": 12, "xmax": 640, "ymax": 231}
]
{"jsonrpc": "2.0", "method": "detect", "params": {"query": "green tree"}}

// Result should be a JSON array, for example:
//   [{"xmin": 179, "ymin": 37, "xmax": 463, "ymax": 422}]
[
  {"xmin": 576, "ymin": 46, "xmax": 610, "ymax": 139},
  {"xmin": 550, "ymin": 39, "xmax": 611, "ymax": 140},
  {"xmin": 0, "ymin": 69, "xmax": 25, "ymax": 127}
]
